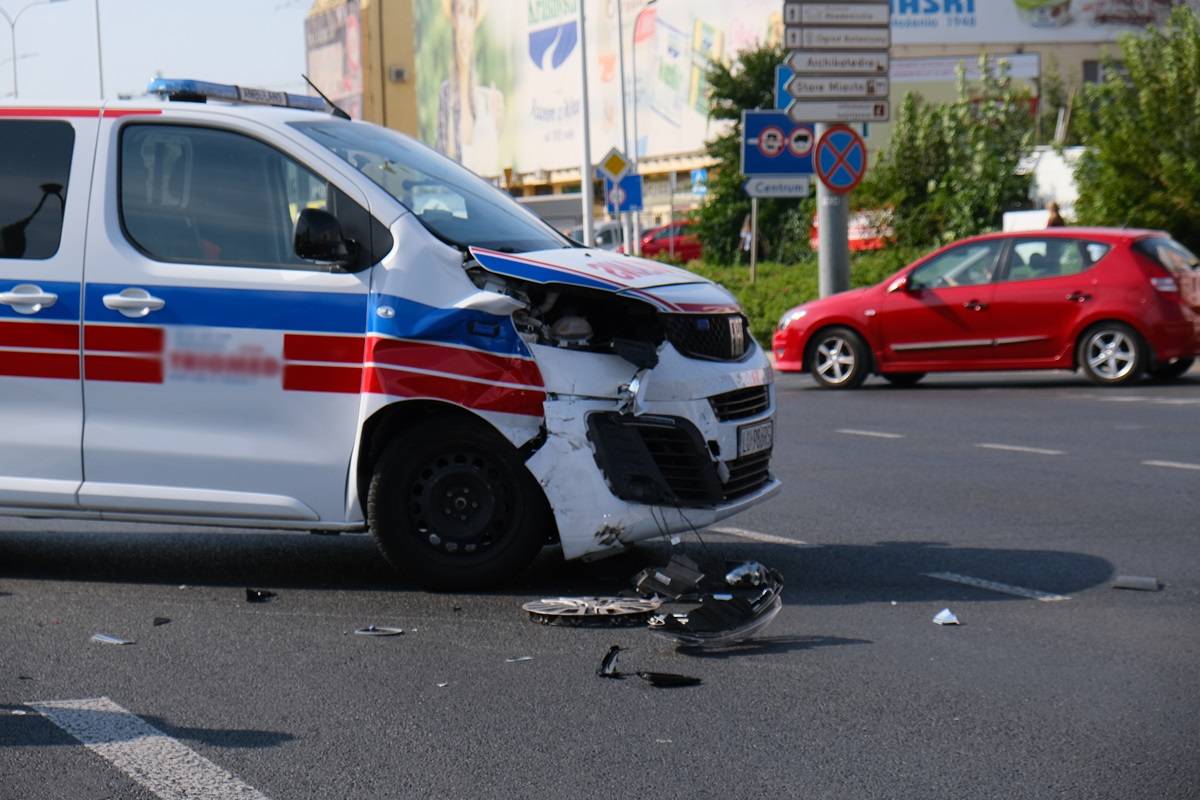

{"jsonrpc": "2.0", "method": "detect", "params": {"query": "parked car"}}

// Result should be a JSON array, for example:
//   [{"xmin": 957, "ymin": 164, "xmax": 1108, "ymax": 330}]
[
  {"xmin": 567, "ymin": 220, "xmax": 623, "ymax": 251},
  {"xmin": 637, "ymin": 220, "xmax": 703, "ymax": 262},
  {"xmin": 773, "ymin": 228, "xmax": 1199, "ymax": 388},
  {"xmin": 0, "ymin": 79, "xmax": 778, "ymax": 588}
]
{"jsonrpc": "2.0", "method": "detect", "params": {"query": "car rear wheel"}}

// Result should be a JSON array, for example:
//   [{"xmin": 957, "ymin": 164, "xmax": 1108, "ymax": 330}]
[
  {"xmin": 882, "ymin": 372, "xmax": 926, "ymax": 387},
  {"xmin": 1149, "ymin": 357, "xmax": 1194, "ymax": 382},
  {"xmin": 368, "ymin": 417, "xmax": 552, "ymax": 590},
  {"xmin": 808, "ymin": 327, "xmax": 869, "ymax": 389},
  {"xmin": 1077, "ymin": 323, "xmax": 1145, "ymax": 386}
]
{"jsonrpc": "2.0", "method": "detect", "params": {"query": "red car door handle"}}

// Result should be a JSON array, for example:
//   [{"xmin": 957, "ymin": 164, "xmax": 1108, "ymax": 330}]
[
  {"xmin": 1066, "ymin": 292, "xmax": 1092, "ymax": 303},
  {"xmin": 963, "ymin": 300, "xmax": 987, "ymax": 311}
]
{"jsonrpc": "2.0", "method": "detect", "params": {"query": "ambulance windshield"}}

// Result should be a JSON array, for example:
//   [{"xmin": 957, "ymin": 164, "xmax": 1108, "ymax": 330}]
[{"xmin": 291, "ymin": 120, "xmax": 570, "ymax": 254}]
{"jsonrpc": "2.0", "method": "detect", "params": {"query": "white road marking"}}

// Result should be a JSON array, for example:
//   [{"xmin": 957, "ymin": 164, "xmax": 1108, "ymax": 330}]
[
  {"xmin": 1150, "ymin": 398, "xmax": 1200, "ymax": 406},
  {"xmin": 708, "ymin": 526, "xmax": 807, "ymax": 546},
  {"xmin": 836, "ymin": 428, "xmax": 905, "ymax": 439},
  {"xmin": 923, "ymin": 572, "xmax": 1070, "ymax": 602},
  {"xmin": 976, "ymin": 443, "xmax": 1065, "ymax": 456},
  {"xmin": 1143, "ymin": 460, "xmax": 1200, "ymax": 472},
  {"xmin": 27, "ymin": 697, "xmax": 270, "ymax": 800}
]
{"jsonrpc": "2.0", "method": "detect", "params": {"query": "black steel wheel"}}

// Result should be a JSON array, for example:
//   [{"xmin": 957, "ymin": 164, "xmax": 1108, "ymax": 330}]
[{"xmin": 368, "ymin": 417, "xmax": 551, "ymax": 589}]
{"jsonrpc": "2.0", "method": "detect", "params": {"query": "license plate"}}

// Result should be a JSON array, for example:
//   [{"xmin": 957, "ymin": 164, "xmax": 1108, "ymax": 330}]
[{"xmin": 738, "ymin": 420, "xmax": 774, "ymax": 457}]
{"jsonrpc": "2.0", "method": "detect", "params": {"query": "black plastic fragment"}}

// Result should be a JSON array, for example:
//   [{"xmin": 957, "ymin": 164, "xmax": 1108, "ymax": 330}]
[
  {"xmin": 152, "ymin": 617, "xmax": 171, "ymax": 626},
  {"xmin": 245, "ymin": 588, "xmax": 276, "ymax": 603},
  {"xmin": 633, "ymin": 555, "xmax": 705, "ymax": 600},
  {"xmin": 637, "ymin": 671, "xmax": 701, "ymax": 688},
  {"xmin": 597, "ymin": 645, "xmax": 622, "ymax": 679}
]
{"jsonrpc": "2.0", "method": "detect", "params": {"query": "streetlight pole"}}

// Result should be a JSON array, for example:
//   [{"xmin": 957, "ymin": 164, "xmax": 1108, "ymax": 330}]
[
  {"xmin": 577, "ymin": 0, "xmax": 595, "ymax": 247},
  {"xmin": 628, "ymin": 0, "xmax": 656, "ymax": 256},
  {"xmin": 0, "ymin": 0, "xmax": 67, "ymax": 99},
  {"xmin": 614, "ymin": 1, "xmax": 631, "ymax": 253}
]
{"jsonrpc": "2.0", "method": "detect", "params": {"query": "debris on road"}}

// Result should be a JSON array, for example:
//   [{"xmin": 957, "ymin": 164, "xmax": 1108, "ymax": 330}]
[
  {"xmin": 646, "ymin": 562, "xmax": 784, "ymax": 648},
  {"xmin": 354, "ymin": 625, "xmax": 404, "ymax": 636},
  {"xmin": 522, "ymin": 597, "xmax": 662, "ymax": 627},
  {"xmin": 90, "ymin": 633, "xmax": 134, "ymax": 646},
  {"xmin": 152, "ymin": 617, "xmax": 171, "ymax": 627},
  {"xmin": 1112, "ymin": 575, "xmax": 1161, "ymax": 591},
  {"xmin": 634, "ymin": 555, "xmax": 705, "ymax": 600},
  {"xmin": 436, "ymin": 682, "xmax": 449, "ymax": 688},
  {"xmin": 245, "ymin": 588, "xmax": 276, "ymax": 603},
  {"xmin": 505, "ymin": 656, "xmax": 534, "ymax": 663},
  {"xmin": 933, "ymin": 609, "xmax": 960, "ymax": 625},
  {"xmin": 597, "ymin": 645, "xmax": 622, "ymax": 678},
  {"xmin": 637, "ymin": 671, "xmax": 701, "ymax": 688}
]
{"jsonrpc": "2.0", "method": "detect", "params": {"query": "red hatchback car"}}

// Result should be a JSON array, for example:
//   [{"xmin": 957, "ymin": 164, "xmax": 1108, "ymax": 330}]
[
  {"xmin": 773, "ymin": 229, "xmax": 1200, "ymax": 388},
  {"xmin": 638, "ymin": 220, "xmax": 703, "ymax": 262}
]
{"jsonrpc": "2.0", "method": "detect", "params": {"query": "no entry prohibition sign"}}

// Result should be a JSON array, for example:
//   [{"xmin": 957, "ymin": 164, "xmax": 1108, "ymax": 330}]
[{"xmin": 815, "ymin": 125, "xmax": 867, "ymax": 195}]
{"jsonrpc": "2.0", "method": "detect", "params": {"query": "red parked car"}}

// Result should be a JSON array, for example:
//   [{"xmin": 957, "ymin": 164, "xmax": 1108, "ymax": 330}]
[
  {"xmin": 773, "ymin": 228, "xmax": 1200, "ymax": 388},
  {"xmin": 637, "ymin": 220, "xmax": 703, "ymax": 262}
]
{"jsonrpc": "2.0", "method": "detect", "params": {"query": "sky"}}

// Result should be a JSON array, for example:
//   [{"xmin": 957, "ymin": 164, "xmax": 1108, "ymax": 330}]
[{"xmin": 1, "ymin": 0, "xmax": 310, "ymax": 101}]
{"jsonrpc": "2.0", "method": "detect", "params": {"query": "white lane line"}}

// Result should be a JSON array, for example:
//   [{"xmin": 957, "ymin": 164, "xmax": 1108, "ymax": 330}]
[
  {"xmin": 1150, "ymin": 398, "xmax": 1200, "ymax": 406},
  {"xmin": 923, "ymin": 572, "xmax": 1070, "ymax": 602},
  {"xmin": 708, "ymin": 526, "xmax": 807, "ymax": 546},
  {"xmin": 27, "ymin": 697, "xmax": 270, "ymax": 800},
  {"xmin": 1143, "ymin": 460, "xmax": 1200, "ymax": 472},
  {"xmin": 836, "ymin": 428, "xmax": 905, "ymax": 439},
  {"xmin": 976, "ymin": 443, "xmax": 1065, "ymax": 456}
]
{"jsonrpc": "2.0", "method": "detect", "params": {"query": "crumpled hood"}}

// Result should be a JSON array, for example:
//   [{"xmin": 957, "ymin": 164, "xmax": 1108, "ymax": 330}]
[{"xmin": 469, "ymin": 246, "xmax": 740, "ymax": 314}]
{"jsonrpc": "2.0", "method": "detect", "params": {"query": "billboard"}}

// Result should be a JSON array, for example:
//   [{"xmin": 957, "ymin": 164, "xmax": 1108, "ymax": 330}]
[{"xmin": 305, "ymin": 0, "xmax": 363, "ymax": 120}]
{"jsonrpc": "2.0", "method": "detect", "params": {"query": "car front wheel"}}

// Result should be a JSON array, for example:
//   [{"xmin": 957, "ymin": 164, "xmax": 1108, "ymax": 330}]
[
  {"xmin": 808, "ymin": 327, "xmax": 870, "ymax": 389},
  {"xmin": 1078, "ymin": 323, "xmax": 1145, "ymax": 386}
]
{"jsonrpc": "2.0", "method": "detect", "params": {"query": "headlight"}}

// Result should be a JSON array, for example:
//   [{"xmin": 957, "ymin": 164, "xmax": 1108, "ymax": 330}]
[{"xmin": 778, "ymin": 308, "xmax": 808, "ymax": 330}]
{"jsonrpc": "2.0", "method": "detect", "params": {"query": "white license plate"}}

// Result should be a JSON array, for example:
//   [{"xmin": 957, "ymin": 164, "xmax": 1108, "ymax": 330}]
[{"xmin": 738, "ymin": 420, "xmax": 774, "ymax": 457}]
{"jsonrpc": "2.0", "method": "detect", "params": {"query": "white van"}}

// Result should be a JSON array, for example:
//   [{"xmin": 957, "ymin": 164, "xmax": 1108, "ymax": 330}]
[{"xmin": 0, "ymin": 80, "xmax": 778, "ymax": 587}]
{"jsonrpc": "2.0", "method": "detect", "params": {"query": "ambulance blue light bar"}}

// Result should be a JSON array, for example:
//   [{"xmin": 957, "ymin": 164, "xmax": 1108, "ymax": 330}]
[{"xmin": 147, "ymin": 78, "xmax": 329, "ymax": 113}]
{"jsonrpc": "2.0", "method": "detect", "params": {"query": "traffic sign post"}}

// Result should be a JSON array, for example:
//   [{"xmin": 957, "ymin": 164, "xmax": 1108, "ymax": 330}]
[
  {"xmin": 740, "ymin": 111, "xmax": 815, "ymax": 177},
  {"xmin": 604, "ymin": 173, "xmax": 644, "ymax": 215},
  {"xmin": 815, "ymin": 125, "xmax": 869, "ymax": 195}
]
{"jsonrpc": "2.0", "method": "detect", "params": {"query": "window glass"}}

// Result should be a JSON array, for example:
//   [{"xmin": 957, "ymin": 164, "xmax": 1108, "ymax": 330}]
[
  {"xmin": 121, "ymin": 124, "xmax": 377, "ymax": 270},
  {"xmin": 1004, "ymin": 238, "xmax": 1102, "ymax": 281},
  {"xmin": 1135, "ymin": 237, "xmax": 1199, "ymax": 275},
  {"xmin": 0, "ymin": 120, "xmax": 75, "ymax": 260},
  {"xmin": 909, "ymin": 241, "xmax": 1003, "ymax": 289}
]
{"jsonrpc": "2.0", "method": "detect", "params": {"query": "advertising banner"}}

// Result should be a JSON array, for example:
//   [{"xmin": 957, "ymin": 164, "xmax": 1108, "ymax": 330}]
[{"xmin": 305, "ymin": 0, "xmax": 363, "ymax": 119}]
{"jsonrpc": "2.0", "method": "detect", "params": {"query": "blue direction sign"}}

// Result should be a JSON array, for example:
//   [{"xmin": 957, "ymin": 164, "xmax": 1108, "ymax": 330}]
[
  {"xmin": 775, "ymin": 65, "xmax": 793, "ymax": 110},
  {"xmin": 741, "ymin": 110, "xmax": 815, "ymax": 177},
  {"xmin": 690, "ymin": 168, "xmax": 709, "ymax": 196},
  {"xmin": 603, "ymin": 173, "xmax": 644, "ymax": 214}
]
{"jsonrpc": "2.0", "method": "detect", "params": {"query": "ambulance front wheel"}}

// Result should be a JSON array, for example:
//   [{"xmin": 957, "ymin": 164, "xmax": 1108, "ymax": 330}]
[{"xmin": 367, "ymin": 417, "xmax": 552, "ymax": 590}]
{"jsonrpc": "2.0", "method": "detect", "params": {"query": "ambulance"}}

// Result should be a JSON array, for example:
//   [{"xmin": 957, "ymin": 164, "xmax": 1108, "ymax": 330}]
[{"xmin": 0, "ymin": 80, "xmax": 778, "ymax": 587}]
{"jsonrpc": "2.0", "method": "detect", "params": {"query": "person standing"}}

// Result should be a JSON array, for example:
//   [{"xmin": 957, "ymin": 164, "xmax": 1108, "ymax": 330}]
[{"xmin": 1046, "ymin": 201, "xmax": 1066, "ymax": 227}]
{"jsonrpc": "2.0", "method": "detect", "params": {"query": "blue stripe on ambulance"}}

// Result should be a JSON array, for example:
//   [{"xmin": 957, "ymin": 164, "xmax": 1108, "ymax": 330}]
[{"xmin": 0, "ymin": 280, "xmax": 82, "ymax": 321}]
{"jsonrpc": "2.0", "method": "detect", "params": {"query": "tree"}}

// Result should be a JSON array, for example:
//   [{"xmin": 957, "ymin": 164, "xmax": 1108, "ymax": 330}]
[
  {"xmin": 695, "ymin": 44, "xmax": 814, "ymax": 265},
  {"xmin": 861, "ymin": 55, "xmax": 1035, "ymax": 247},
  {"xmin": 1073, "ymin": 6, "xmax": 1200, "ymax": 250}
]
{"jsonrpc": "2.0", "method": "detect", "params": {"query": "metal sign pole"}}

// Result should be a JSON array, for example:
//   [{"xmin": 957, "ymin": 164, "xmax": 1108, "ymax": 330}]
[
  {"xmin": 750, "ymin": 196, "xmax": 759, "ymax": 284},
  {"xmin": 577, "ymin": 2, "xmax": 595, "ymax": 247},
  {"xmin": 816, "ymin": 123, "xmax": 850, "ymax": 297},
  {"xmin": 668, "ymin": 171, "xmax": 676, "ymax": 260}
]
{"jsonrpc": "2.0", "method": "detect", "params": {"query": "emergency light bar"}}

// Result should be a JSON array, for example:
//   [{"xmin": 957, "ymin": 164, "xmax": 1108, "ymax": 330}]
[{"xmin": 147, "ymin": 78, "xmax": 329, "ymax": 113}]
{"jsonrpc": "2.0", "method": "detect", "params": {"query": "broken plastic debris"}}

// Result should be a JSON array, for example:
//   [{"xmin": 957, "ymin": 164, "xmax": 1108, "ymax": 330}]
[
  {"xmin": 522, "ymin": 597, "xmax": 661, "ymax": 627},
  {"xmin": 152, "ymin": 617, "xmax": 171, "ymax": 627},
  {"xmin": 637, "ymin": 671, "xmax": 701, "ymax": 688},
  {"xmin": 504, "ymin": 656, "xmax": 534, "ymax": 663},
  {"xmin": 633, "ymin": 555, "xmax": 705, "ymax": 600},
  {"xmin": 597, "ymin": 645, "xmax": 622, "ymax": 679},
  {"xmin": 436, "ymin": 682, "xmax": 449, "ymax": 688},
  {"xmin": 648, "ymin": 564, "xmax": 785, "ymax": 648},
  {"xmin": 354, "ymin": 625, "xmax": 404, "ymax": 636},
  {"xmin": 669, "ymin": 534, "xmax": 682, "ymax": 546},
  {"xmin": 724, "ymin": 561, "xmax": 771, "ymax": 588},
  {"xmin": 932, "ymin": 609, "xmax": 960, "ymax": 625},
  {"xmin": 245, "ymin": 588, "xmax": 276, "ymax": 603},
  {"xmin": 90, "ymin": 633, "xmax": 134, "ymax": 646},
  {"xmin": 1112, "ymin": 575, "xmax": 1161, "ymax": 592}
]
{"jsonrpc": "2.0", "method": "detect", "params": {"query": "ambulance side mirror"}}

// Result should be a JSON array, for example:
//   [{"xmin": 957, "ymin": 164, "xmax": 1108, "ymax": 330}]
[{"xmin": 294, "ymin": 208, "xmax": 355, "ymax": 267}]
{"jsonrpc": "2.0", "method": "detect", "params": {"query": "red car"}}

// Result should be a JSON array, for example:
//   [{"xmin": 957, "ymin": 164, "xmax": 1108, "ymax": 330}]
[
  {"xmin": 773, "ymin": 228, "xmax": 1200, "ymax": 388},
  {"xmin": 637, "ymin": 220, "xmax": 703, "ymax": 262}
]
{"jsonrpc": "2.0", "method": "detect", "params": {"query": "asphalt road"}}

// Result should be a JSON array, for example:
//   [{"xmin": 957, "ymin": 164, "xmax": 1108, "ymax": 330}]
[{"xmin": 2, "ymin": 368, "xmax": 1199, "ymax": 800}]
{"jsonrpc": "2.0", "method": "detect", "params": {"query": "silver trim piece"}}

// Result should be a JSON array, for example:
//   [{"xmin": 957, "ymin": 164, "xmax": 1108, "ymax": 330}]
[
  {"xmin": 994, "ymin": 336, "xmax": 1049, "ymax": 346},
  {"xmin": 892, "ymin": 339, "xmax": 992, "ymax": 352}
]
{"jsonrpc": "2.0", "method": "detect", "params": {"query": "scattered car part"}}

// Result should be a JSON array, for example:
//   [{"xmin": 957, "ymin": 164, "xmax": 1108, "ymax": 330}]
[
  {"xmin": 436, "ymin": 682, "xmax": 449, "ymax": 688},
  {"xmin": 90, "ymin": 633, "xmax": 134, "ymax": 646},
  {"xmin": 505, "ymin": 656, "xmax": 534, "ymax": 663},
  {"xmin": 647, "ymin": 562, "xmax": 785, "ymax": 647},
  {"xmin": 354, "ymin": 625, "xmax": 404, "ymax": 636},
  {"xmin": 245, "ymin": 588, "xmax": 276, "ymax": 603},
  {"xmin": 724, "ymin": 561, "xmax": 772, "ymax": 588},
  {"xmin": 637, "ymin": 671, "xmax": 702, "ymax": 688},
  {"xmin": 597, "ymin": 645, "xmax": 623, "ymax": 678},
  {"xmin": 522, "ymin": 597, "xmax": 662, "ymax": 627},
  {"xmin": 1112, "ymin": 575, "xmax": 1161, "ymax": 591},
  {"xmin": 633, "ymin": 555, "xmax": 706, "ymax": 600},
  {"xmin": 152, "ymin": 617, "xmax": 171, "ymax": 626},
  {"xmin": 933, "ymin": 608, "xmax": 960, "ymax": 625}
]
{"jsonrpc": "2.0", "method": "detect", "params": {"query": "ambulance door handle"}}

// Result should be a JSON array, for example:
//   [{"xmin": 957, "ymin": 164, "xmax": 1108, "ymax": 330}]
[
  {"xmin": 103, "ymin": 288, "xmax": 166, "ymax": 319},
  {"xmin": 0, "ymin": 283, "xmax": 58, "ymax": 315}
]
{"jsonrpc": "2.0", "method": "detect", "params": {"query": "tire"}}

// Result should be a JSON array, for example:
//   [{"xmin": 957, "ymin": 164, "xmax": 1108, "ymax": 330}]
[
  {"xmin": 1077, "ymin": 322, "xmax": 1146, "ymax": 386},
  {"xmin": 1149, "ymin": 357, "xmax": 1194, "ymax": 382},
  {"xmin": 367, "ymin": 416, "xmax": 552, "ymax": 590},
  {"xmin": 882, "ymin": 372, "xmax": 926, "ymax": 387},
  {"xmin": 808, "ymin": 327, "xmax": 870, "ymax": 389}
]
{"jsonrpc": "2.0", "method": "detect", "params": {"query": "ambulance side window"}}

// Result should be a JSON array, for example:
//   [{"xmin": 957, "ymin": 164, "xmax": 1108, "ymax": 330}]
[
  {"xmin": 0, "ymin": 120, "xmax": 75, "ymax": 260},
  {"xmin": 120, "ymin": 124, "xmax": 378, "ymax": 271}
]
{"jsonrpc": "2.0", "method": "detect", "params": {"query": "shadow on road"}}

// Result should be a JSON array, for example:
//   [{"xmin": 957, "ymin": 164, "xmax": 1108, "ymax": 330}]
[
  {"xmin": 777, "ymin": 371, "xmax": 1199, "ymax": 393},
  {"xmin": 0, "ymin": 705, "xmax": 294, "ymax": 750},
  {"xmin": 677, "ymin": 635, "xmax": 872, "ymax": 659}
]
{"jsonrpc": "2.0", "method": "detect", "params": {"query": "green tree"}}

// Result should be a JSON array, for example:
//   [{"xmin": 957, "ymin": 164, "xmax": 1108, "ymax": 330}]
[
  {"xmin": 695, "ymin": 44, "xmax": 814, "ymax": 265},
  {"xmin": 861, "ymin": 55, "xmax": 1035, "ymax": 247},
  {"xmin": 1073, "ymin": 6, "xmax": 1200, "ymax": 250}
]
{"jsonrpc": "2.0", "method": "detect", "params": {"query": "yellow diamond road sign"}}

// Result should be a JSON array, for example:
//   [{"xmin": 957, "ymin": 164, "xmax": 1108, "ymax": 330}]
[{"xmin": 597, "ymin": 147, "xmax": 631, "ymax": 183}]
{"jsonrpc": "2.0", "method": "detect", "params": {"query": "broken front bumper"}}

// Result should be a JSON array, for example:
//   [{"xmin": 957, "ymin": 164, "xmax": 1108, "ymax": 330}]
[{"xmin": 524, "ymin": 344, "xmax": 780, "ymax": 561}]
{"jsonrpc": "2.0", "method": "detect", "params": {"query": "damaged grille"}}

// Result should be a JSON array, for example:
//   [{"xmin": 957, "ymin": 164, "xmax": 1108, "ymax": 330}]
[
  {"xmin": 586, "ymin": 412, "xmax": 772, "ymax": 508},
  {"xmin": 664, "ymin": 314, "xmax": 751, "ymax": 361},
  {"xmin": 709, "ymin": 386, "xmax": 770, "ymax": 422}
]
